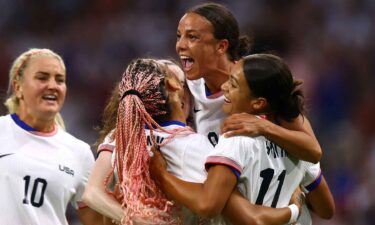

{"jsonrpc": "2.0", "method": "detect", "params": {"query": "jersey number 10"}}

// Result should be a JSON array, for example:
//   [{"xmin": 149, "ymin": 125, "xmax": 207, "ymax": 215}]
[{"xmin": 23, "ymin": 175, "xmax": 48, "ymax": 207}]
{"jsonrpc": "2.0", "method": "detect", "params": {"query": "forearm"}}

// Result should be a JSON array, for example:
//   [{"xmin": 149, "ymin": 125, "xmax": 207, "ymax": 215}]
[
  {"xmin": 83, "ymin": 186, "xmax": 123, "ymax": 221},
  {"xmin": 306, "ymin": 177, "xmax": 335, "ymax": 219},
  {"xmin": 83, "ymin": 151, "xmax": 122, "ymax": 221},
  {"xmin": 157, "ymin": 166, "xmax": 236, "ymax": 218},
  {"xmin": 223, "ymin": 189, "xmax": 291, "ymax": 225},
  {"xmin": 263, "ymin": 119, "xmax": 321, "ymax": 163},
  {"xmin": 77, "ymin": 207, "xmax": 104, "ymax": 225}
]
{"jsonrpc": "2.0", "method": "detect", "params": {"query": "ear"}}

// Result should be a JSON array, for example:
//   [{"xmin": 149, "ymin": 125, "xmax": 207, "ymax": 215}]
[
  {"xmin": 217, "ymin": 39, "xmax": 229, "ymax": 54},
  {"xmin": 165, "ymin": 76, "xmax": 182, "ymax": 93},
  {"xmin": 12, "ymin": 80, "xmax": 23, "ymax": 99},
  {"xmin": 251, "ymin": 97, "xmax": 268, "ymax": 111}
]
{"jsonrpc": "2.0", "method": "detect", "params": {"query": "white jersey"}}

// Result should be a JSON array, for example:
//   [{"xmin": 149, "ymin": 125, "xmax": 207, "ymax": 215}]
[
  {"xmin": 0, "ymin": 114, "xmax": 94, "ymax": 225},
  {"xmin": 187, "ymin": 78, "xmax": 226, "ymax": 146},
  {"xmin": 98, "ymin": 121, "xmax": 213, "ymax": 183},
  {"xmin": 206, "ymin": 135, "xmax": 321, "ymax": 210},
  {"xmin": 98, "ymin": 121, "xmax": 227, "ymax": 224}
]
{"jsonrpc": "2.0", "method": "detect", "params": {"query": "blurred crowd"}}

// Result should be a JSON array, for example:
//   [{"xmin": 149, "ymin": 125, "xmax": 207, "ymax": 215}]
[{"xmin": 0, "ymin": 0, "xmax": 374, "ymax": 224}]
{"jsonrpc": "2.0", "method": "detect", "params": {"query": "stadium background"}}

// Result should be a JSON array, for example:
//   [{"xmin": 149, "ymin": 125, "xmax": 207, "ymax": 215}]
[{"xmin": 0, "ymin": 0, "xmax": 374, "ymax": 224}]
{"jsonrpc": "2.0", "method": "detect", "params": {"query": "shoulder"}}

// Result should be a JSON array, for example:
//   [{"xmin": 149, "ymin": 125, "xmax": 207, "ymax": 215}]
[
  {"xmin": 0, "ymin": 115, "xmax": 14, "ymax": 136},
  {"xmin": 0, "ymin": 114, "xmax": 11, "ymax": 125},
  {"xmin": 57, "ymin": 128, "xmax": 92, "ymax": 157}
]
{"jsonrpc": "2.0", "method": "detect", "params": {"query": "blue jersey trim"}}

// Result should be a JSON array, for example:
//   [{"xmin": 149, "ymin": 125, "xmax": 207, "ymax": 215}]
[
  {"xmin": 305, "ymin": 173, "xmax": 323, "ymax": 192},
  {"xmin": 206, "ymin": 163, "xmax": 241, "ymax": 179},
  {"xmin": 11, "ymin": 113, "xmax": 37, "ymax": 131},
  {"xmin": 205, "ymin": 83, "xmax": 212, "ymax": 97},
  {"xmin": 229, "ymin": 167, "xmax": 241, "ymax": 178},
  {"xmin": 145, "ymin": 120, "xmax": 186, "ymax": 129}
]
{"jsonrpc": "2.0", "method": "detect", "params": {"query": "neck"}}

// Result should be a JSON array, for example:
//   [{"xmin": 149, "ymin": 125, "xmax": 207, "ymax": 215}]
[
  {"xmin": 204, "ymin": 58, "xmax": 235, "ymax": 93},
  {"xmin": 16, "ymin": 109, "xmax": 56, "ymax": 133},
  {"xmin": 169, "ymin": 101, "xmax": 187, "ymax": 125}
]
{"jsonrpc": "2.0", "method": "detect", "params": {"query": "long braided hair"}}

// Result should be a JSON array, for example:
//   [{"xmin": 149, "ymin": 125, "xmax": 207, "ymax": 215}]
[{"xmin": 110, "ymin": 58, "xmax": 179, "ymax": 224}]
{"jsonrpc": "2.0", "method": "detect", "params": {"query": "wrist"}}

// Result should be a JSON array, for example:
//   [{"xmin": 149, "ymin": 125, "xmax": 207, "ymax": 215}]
[{"xmin": 288, "ymin": 204, "xmax": 299, "ymax": 224}]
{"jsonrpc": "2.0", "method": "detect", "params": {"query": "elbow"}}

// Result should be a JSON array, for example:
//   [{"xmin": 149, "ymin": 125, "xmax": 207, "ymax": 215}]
[
  {"xmin": 320, "ymin": 205, "xmax": 336, "ymax": 220},
  {"xmin": 314, "ymin": 148, "xmax": 322, "ymax": 163},
  {"xmin": 309, "ymin": 147, "xmax": 322, "ymax": 164},
  {"xmin": 314, "ymin": 203, "xmax": 335, "ymax": 220},
  {"xmin": 195, "ymin": 201, "xmax": 222, "ymax": 218},
  {"xmin": 82, "ymin": 187, "xmax": 95, "ymax": 207}
]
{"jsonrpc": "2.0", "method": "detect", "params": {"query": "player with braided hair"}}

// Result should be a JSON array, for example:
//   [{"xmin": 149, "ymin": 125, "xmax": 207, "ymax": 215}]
[
  {"xmin": 83, "ymin": 58, "xmax": 310, "ymax": 225},
  {"xmin": 150, "ymin": 54, "xmax": 335, "ymax": 225}
]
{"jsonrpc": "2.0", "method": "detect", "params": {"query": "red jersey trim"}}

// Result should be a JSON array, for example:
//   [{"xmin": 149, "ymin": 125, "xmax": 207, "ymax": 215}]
[{"xmin": 205, "ymin": 155, "xmax": 242, "ymax": 174}]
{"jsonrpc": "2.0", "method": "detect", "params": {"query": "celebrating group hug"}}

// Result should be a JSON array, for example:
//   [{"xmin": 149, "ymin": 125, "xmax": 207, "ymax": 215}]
[{"xmin": 0, "ymin": 3, "xmax": 335, "ymax": 225}]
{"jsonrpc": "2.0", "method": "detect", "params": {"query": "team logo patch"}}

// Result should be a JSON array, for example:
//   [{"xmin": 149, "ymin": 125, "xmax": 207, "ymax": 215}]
[{"xmin": 59, "ymin": 164, "xmax": 74, "ymax": 176}]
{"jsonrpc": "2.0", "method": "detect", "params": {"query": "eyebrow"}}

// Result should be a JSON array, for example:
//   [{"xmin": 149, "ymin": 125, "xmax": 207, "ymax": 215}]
[
  {"xmin": 36, "ymin": 71, "xmax": 65, "ymax": 77},
  {"xmin": 230, "ymin": 74, "xmax": 239, "ymax": 86}
]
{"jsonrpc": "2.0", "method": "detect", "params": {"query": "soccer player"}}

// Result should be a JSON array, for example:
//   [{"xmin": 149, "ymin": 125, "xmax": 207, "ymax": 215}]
[
  {"xmin": 177, "ymin": 3, "xmax": 322, "ymax": 163},
  {"xmin": 149, "ymin": 54, "xmax": 335, "ymax": 224},
  {"xmin": 0, "ymin": 48, "xmax": 102, "ymax": 225},
  {"xmin": 83, "ymin": 58, "xmax": 305, "ymax": 225}
]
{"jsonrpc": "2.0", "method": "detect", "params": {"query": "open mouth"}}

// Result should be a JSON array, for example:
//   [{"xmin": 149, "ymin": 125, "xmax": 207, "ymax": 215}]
[
  {"xmin": 224, "ymin": 95, "xmax": 231, "ymax": 103},
  {"xmin": 180, "ymin": 55, "xmax": 194, "ymax": 71},
  {"xmin": 42, "ymin": 94, "xmax": 58, "ymax": 102}
]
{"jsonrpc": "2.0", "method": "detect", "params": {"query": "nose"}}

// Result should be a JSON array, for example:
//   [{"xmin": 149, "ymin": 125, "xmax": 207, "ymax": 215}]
[
  {"xmin": 221, "ymin": 81, "xmax": 229, "ymax": 92},
  {"xmin": 47, "ymin": 78, "xmax": 58, "ymax": 89},
  {"xmin": 176, "ymin": 36, "xmax": 187, "ymax": 53}
]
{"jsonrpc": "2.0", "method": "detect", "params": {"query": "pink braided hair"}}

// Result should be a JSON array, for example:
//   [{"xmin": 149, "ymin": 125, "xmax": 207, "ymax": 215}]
[{"xmin": 108, "ymin": 59, "xmax": 192, "ymax": 224}]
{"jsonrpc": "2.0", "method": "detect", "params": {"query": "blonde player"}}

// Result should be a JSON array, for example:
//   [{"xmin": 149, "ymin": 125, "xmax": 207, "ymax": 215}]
[
  {"xmin": 150, "ymin": 54, "xmax": 335, "ymax": 224},
  {"xmin": 0, "ymin": 48, "xmax": 102, "ymax": 225}
]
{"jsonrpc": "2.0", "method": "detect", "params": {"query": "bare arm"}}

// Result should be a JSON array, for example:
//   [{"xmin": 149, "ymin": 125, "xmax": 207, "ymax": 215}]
[
  {"xmin": 223, "ymin": 190, "xmax": 290, "ymax": 225},
  {"xmin": 305, "ymin": 176, "xmax": 335, "ymax": 219},
  {"xmin": 149, "ymin": 147, "xmax": 237, "ymax": 218},
  {"xmin": 221, "ymin": 113, "xmax": 322, "ymax": 163},
  {"xmin": 82, "ymin": 151, "xmax": 123, "ymax": 222},
  {"xmin": 77, "ymin": 207, "xmax": 104, "ymax": 225},
  {"xmin": 223, "ymin": 187, "xmax": 306, "ymax": 225}
]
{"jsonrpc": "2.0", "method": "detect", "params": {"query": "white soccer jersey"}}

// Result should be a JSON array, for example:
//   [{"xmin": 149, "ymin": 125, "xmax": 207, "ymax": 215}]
[
  {"xmin": 0, "ymin": 114, "xmax": 94, "ymax": 225},
  {"xmin": 187, "ymin": 78, "xmax": 226, "ymax": 146},
  {"xmin": 98, "ymin": 121, "xmax": 226, "ymax": 224},
  {"xmin": 98, "ymin": 121, "xmax": 213, "ymax": 183},
  {"xmin": 206, "ymin": 135, "xmax": 321, "ymax": 210}
]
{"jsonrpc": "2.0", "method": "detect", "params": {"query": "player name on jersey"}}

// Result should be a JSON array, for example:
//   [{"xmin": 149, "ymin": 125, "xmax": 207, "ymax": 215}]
[{"xmin": 265, "ymin": 140, "xmax": 288, "ymax": 158}]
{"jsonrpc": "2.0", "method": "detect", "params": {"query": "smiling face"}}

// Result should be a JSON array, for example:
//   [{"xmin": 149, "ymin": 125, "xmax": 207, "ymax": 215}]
[
  {"xmin": 14, "ymin": 56, "xmax": 66, "ymax": 121},
  {"xmin": 176, "ymin": 12, "xmax": 221, "ymax": 80},
  {"xmin": 221, "ymin": 60, "xmax": 259, "ymax": 115}
]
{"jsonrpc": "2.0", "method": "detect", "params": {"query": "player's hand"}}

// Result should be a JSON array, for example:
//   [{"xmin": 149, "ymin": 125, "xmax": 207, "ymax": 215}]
[
  {"xmin": 220, "ymin": 113, "xmax": 269, "ymax": 138},
  {"xmin": 149, "ymin": 146, "xmax": 167, "ymax": 185},
  {"xmin": 289, "ymin": 187, "xmax": 305, "ymax": 217}
]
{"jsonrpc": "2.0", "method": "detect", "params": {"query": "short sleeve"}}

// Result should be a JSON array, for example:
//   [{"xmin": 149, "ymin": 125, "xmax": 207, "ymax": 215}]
[
  {"xmin": 97, "ymin": 131, "xmax": 115, "ymax": 155},
  {"xmin": 70, "ymin": 145, "xmax": 95, "ymax": 209},
  {"xmin": 301, "ymin": 162, "xmax": 322, "ymax": 193},
  {"xmin": 205, "ymin": 135, "xmax": 254, "ymax": 176}
]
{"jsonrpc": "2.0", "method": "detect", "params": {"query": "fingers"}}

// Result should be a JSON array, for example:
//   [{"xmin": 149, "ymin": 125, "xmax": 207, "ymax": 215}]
[
  {"xmin": 221, "ymin": 123, "xmax": 244, "ymax": 133},
  {"xmin": 223, "ymin": 129, "xmax": 245, "ymax": 138},
  {"xmin": 150, "ymin": 145, "xmax": 161, "ymax": 157}
]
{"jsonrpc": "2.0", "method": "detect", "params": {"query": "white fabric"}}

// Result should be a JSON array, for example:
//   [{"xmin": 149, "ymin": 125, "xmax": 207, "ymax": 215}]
[
  {"xmin": 99, "ymin": 123, "xmax": 225, "ymax": 224},
  {"xmin": 288, "ymin": 204, "xmax": 299, "ymax": 224},
  {"xmin": 187, "ymin": 78, "xmax": 226, "ymax": 146},
  {"xmin": 206, "ymin": 135, "xmax": 320, "ymax": 210},
  {"xmin": 100, "ymin": 123, "xmax": 213, "ymax": 183},
  {"xmin": 0, "ymin": 114, "xmax": 94, "ymax": 225}
]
